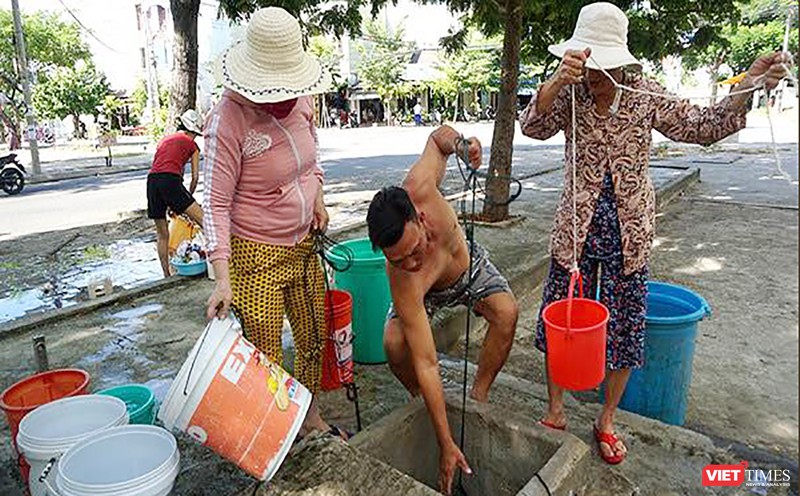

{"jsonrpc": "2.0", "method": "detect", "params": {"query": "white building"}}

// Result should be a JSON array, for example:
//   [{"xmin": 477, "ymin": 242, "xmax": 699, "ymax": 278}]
[{"xmin": 134, "ymin": 0, "xmax": 242, "ymax": 121}]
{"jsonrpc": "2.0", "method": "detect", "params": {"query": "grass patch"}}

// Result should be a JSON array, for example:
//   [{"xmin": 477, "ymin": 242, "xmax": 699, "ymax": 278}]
[
  {"xmin": 0, "ymin": 261, "xmax": 21, "ymax": 270},
  {"xmin": 80, "ymin": 244, "xmax": 111, "ymax": 263}
]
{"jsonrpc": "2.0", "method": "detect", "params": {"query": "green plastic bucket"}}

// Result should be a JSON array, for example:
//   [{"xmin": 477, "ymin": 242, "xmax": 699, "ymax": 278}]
[
  {"xmin": 327, "ymin": 238, "xmax": 391, "ymax": 364},
  {"xmin": 97, "ymin": 384, "xmax": 157, "ymax": 425}
]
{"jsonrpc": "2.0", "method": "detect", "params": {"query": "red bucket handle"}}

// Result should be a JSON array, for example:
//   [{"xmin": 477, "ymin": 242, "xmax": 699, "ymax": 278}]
[{"xmin": 565, "ymin": 269, "xmax": 584, "ymax": 332}]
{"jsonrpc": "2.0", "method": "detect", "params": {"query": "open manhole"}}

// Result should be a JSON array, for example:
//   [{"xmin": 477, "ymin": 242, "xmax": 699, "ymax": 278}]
[{"xmin": 351, "ymin": 397, "xmax": 588, "ymax": 496}]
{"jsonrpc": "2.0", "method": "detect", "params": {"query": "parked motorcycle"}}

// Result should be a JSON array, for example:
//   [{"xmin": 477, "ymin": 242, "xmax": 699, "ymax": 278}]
[{"xmin": 1, "ymin": 153, "xmax": 25, "ymax": 195}]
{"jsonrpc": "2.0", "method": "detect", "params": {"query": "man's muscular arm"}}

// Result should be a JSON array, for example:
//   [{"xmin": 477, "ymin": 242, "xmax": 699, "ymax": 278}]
[
  {"xmin": 403, "ymin": 126, "xmax": 481, "ymax": 194},
  {"xmin": 390, "ymin": 271, "xmax": 455, "ymax": 453}
]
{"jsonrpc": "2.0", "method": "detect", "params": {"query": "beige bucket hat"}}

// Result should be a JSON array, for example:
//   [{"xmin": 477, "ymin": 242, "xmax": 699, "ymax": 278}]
[
  {"xmin": 548, "ymin": 2, "xmax": 641, "ymax": 70},
  {"xmin": 221, "ymin": 7, "xmax": 332, "ymax": 103},
  {"xmin": 179, "ymin": 109, "xmax": 203, "ymax": 135}
]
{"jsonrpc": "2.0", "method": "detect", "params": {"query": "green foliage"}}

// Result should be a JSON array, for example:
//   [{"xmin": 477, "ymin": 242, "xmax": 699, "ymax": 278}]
[
  {"xmin": 130, "ymin": 79, "xmax": 170, "ymax": 127},
  {"xmin": 684, "ymin": 1, "xmax": 797, "ymax": 77},
  {"xmin": 740, "ymin": 0, "xmax": 794, "ymax": 25},
  {"xmin": 434, "ymin": 0, "xmax": 742, "ymax": 74},
  {"xmin": 432, "ymin": 31, "xmax": 500, "ymax": 118},
  {"xmin": 217, "ymin": 0, "xmax": 380, "ymax": 38},
  {"xmin": 80, "ymin": 245, "xmax": 111, "ymax": 263},
  {"xmin": 33, "ymin": 63, "xmax": 110, "ymax": 122},
  {"xmin": 0, "ymin": 9, "xmax": 90, "ymax": 138},
  {"xmin": 357, "ymin": 20, "xmax": 416, "ymax": 121},
  {"xmin": 102, "ymin": 95, "xmax": 123, "ymax": 116},
  {"xmin": 148, "ymin": 106, "xmax": 170, "ymax": 143},
  {"xmin": 726, "ymin": 20, "xmax": 798, "ymax": 72},
  {"xmin": 308, "ymin": 35, "xmax": 342, "ymax": 83}
]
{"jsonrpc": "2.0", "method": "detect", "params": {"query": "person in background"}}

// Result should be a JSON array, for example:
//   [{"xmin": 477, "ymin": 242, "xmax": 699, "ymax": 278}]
[
  {"xmin": 203, "ymin": 7, "xmax": 347, "ymax": 441},
  {"xmin": 146, "ymin": 109, "xmax": 204, "ymax": 277},
  {"xmin": 520, "ymin": 1, "xmax": 793, "ymax": 465},
  {"xmin": 413, "ymin": 101, "xmax": 423, "ymax": 126}
]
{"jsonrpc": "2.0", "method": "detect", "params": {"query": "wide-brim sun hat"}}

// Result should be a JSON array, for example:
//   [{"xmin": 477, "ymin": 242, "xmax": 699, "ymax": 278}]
[
  {"xmin": 179, "ymin": 109, "xmax": 203, "ymax": 135},
  {"xmin": 548, "ymin": 2, "xmax": 641, "ymax": 71},
  {"xmin": 221, "ymin": 7, "xmax": 332, "ymax": 103}
]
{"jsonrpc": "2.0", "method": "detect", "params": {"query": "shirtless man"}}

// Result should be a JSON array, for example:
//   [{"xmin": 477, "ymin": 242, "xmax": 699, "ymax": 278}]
[{"xmin": 366, "ymin": 125, "xmax": 519, "ymax": 496}]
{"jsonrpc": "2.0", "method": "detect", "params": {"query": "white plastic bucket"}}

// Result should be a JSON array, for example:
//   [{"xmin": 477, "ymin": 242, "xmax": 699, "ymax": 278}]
[
  {"xmin": 16, "ymin": 395, "xmax": 129, "ymax": 496},
  {"xmin": 47, "ymin": 425, "xmax": 179, "ymax": 496},
  {"xmin": 158, "ymin": 316, "xmax": 311, "ymax": 481}
]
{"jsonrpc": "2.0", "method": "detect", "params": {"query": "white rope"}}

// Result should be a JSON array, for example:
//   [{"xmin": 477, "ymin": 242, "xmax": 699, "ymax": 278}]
[
  {"xmin": 570, "ymin": 85, "xmax": 579, "ymax": 273},
  {"xmin": 588, "ymin": 54, "xmax": 767, "ymax": 100},
  {"xmin": 586, "ymin": 53, "xmax": 797, "ymax": 185},
  {"xmin": 765, "ymin": 102, "xmax": 795, "ymax": 184}
]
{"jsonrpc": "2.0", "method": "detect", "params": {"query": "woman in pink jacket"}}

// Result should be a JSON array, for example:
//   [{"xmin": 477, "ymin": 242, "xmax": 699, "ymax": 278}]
[{"xmin": 203, "ymin": 8, "xmax": 341, "ymax": 439}]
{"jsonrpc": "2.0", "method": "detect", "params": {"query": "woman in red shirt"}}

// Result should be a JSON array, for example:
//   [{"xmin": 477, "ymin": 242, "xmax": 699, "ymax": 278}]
[{"xmin": 146, "ymin": 109, "xmax": 205, "ymax": 277}]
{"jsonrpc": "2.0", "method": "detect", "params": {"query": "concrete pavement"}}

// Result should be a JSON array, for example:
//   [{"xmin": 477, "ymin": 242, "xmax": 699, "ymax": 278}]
[{"xmin": 10, "ymin": 108, "xmax": 798, "ymax": 186}]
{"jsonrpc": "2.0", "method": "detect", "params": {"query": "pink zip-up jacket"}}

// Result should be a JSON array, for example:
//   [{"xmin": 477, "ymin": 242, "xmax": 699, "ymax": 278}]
[{"xmin": 202, "ymin": 92, "xmax": 323, "ymax": 263}]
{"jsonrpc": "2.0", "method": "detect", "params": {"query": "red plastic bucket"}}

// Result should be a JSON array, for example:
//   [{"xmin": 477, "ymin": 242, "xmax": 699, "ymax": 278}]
[
  {"xmin": 0, "ymin": 368, "xmax": 91, "ymax": 484},
  {"xmin": 321, "ymin": 289, "xmax": 354, "ymax": 391},
  {"xmin": 542, "ymin": 270, "xmax": 609, "ymax": 391}
]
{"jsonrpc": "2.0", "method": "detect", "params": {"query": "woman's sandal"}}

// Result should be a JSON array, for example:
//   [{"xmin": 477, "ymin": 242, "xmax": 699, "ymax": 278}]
[
  {"xmin": 538, "ymin": 419, "xmax": 567, "ymax": 431},
  {"xmin": 593, "ymin": 424, "xmax": 626, "ymax": 465}
]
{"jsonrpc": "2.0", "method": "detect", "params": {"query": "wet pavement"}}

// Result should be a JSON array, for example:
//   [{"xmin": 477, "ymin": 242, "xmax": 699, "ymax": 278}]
[{"xmin": 0, "ymin": 239, "xmax": 164, "ymax": 324}]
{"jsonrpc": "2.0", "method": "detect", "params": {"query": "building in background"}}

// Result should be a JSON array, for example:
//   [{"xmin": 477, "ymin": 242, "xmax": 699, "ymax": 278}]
[{"xmin": 134, "ymin": 0, "xmax": 240, "ymax": 122}]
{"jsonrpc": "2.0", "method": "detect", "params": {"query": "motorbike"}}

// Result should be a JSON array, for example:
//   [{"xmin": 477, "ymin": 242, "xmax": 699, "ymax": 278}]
[{"xmin": 1, "ymin": 153, "xmax": 26, "ymax": 195}]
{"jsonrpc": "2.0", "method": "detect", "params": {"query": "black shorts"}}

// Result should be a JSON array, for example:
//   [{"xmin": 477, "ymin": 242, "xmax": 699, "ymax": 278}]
[{"xmin": 146, "ymin": 173, "xmax": 196, "ymax": 219}]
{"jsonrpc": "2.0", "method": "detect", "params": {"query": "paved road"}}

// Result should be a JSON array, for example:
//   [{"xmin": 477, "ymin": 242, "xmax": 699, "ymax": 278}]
[{"xmin": 1, "ymin": 119, "xmax": 797, "ymax": 241}]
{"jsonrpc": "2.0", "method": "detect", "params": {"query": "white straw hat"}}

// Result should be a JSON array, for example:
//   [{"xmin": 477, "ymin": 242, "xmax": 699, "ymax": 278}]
[
  {"xmin": 179, "ymin": 109, "xmax": 203, "ymax": 135},
  {"xmin": 221, "ymin": 7, "xmax": 331, "ymax": 103},
  {"xmin": 548, "ymin": 2, "xmax": 641, "ymax": 71}
]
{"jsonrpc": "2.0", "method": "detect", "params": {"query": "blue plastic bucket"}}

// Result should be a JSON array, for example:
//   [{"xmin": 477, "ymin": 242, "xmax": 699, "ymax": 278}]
[
  {"xmin": 618, "ymin": 281, "xmax": 711, "ymax": 425},
  {"xmin": 327, "ymin": 238, "xmax": 391, "ymax": 364},
  {"xmin": 97, "ymin": 384, "xmax": 157, "ymax": 425}
]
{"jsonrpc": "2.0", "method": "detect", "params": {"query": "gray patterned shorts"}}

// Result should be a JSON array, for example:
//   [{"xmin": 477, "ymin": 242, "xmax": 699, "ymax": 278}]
[{"xmin": 387, "ymin": 242, "xmax": 512, "ymax": 320}]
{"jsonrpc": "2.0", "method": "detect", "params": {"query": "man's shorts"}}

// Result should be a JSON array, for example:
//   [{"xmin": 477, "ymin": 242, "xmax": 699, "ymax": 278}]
[
  {"xmin": 146, "ymin": 173, "xmax": 195, "ymax": 219},
  {"xmin": 387, "ymin": 242, "xmax": 512, "ymax": 320}
]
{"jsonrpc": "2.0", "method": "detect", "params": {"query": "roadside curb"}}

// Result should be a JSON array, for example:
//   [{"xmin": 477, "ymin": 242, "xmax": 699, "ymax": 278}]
[
  {"xmin": 28, "ymin": 163, "xmax": 151, "ymax": 185},
  {"xmin": 0, "ymin": 276, "xmax": 194, "ymax": 338}
]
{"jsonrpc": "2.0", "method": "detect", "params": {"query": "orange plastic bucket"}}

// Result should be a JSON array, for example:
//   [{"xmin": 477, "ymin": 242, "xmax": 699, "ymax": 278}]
[
  {"xmin": 0, "ymin": 368, "xmax": 90, "ymax": 484},
  {"xmin": 158, "ymin": 317, "xmax": 310, "ymax": 481},
  {"xmin": 542, "ymin": 270, "xmax": 609, "ymax": 391},
  {"xmin": 168, "ymin": 215, "xmax": 200, "ymax": 253},
  {"xmin": 321, "ymin": 289, "xmax": 354, "ymax": 391}
]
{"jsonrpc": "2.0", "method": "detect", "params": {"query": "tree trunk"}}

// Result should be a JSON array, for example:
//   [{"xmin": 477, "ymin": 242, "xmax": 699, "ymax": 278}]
[
  {"xmin": 384, "ymin": 98, "xmax": 391, "ymax": 125},
  {"xmin": 708, "ymin": 53, "xmax": 724, "ymax": 106},
  {"xmin": 72, "ymin": 114, "xmax": 83, "ymax": 139},
  {"xmin": 482, "ymin": 0, "xmax": 522, "ymax": 221},
  {"xmin": 168, "ymin": 0, "xmax": 200, "ymax": 133}
]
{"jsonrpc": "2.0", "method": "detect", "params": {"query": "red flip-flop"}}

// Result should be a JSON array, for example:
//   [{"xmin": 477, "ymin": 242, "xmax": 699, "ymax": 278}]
[
  {"xmin": 539, "ymin": 419, "xmax": 566, "ymax": 431},
  {"xmin": 593, "ymin": 424, "xmax": 626, "ymax": 465}
]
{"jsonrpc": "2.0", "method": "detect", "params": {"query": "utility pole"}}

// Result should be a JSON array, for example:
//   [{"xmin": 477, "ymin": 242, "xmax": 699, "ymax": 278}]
[
  {"xmin": 11, "ymin": 0, "xmax": 41, "ymax": 175},
  {"xmin": 142, "ymin": 4, "xmax": 160, "ymax": 124},
  {"xmin": 778, "ymin": 4, "xmax": 794, "ymax": 112}
]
